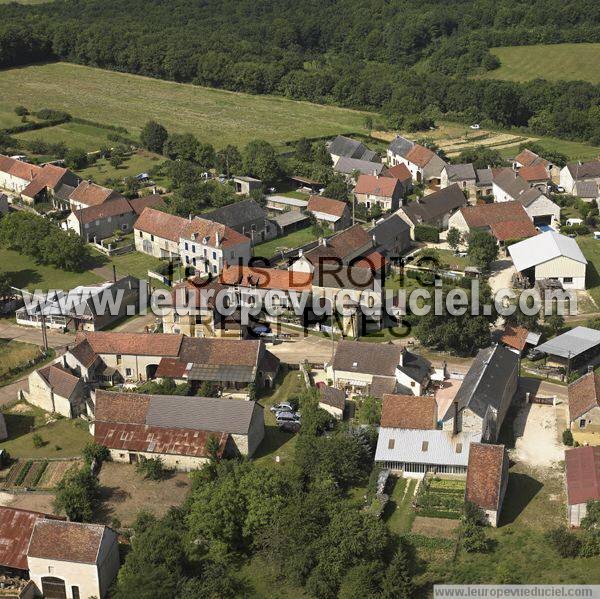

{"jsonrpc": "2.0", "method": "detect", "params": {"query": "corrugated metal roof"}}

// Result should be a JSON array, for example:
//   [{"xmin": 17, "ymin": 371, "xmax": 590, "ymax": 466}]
[
  {"xmin": 508, "ymin": 230, "xmax": 587, "ymax": 272},
  {"xmin": 536, "ymin": 326, "xmax": 600, "ymax": 359},
  {"xmin": 375, "ymin": 428, "xmax": 481, "ymax": 466}
]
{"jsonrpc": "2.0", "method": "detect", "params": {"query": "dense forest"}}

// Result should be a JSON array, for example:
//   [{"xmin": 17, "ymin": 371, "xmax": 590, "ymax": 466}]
[{"xmin": 2, "ymin": 0, "xmax": 600, "ymax": 142}]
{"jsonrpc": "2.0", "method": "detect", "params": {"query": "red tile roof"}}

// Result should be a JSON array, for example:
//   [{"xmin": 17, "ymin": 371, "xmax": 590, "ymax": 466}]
[
  {"xmin": 380, "ymin": 394, "xmax": 437, "ymax": 429},
  {"xmin": 0, "ymin": 155, "xmax": 41, "ymax": 182},
  {"xmin": 27, "ymin": 520, "xmax": 109, "ymax": 564},
  {"xmin": 466, "ymin": 443, "xmax": 507, "ymax": 512},
  {"xmin": 0, "ymin": 507, "xmax": 57, "ymax": 570},
  {"xmin": 69, "ymin": 180, "xmax": 124, "ymax": 207},
  {"xmin": 353, "ymin": 250, "xmax": 387, "ymax": 271},
  {"xmin": 72, "ymin": 197, "xmax": 133, "ymax": 225},
  {"xmin": 384, "ymin": 163, "xmax": 412, "ymax": 182},
  {"xmin": 74, "ymin": 331, "xmax": 183, "ymax": 357},
  {"xmin": 405, "ymin": 144, "xmax": 435, "ymax": 168},
  {"xmin": 354, "ymin": 174, "xmax": 401, "ymax": 198},
  {"xmin": 307, "ymin": 195, "xmax": 348, "ymax": 218},
  {"xmin": 181, "ymin": 216, "xmax": 250, "ymax": 249},
  {"xmin": 568, "ymin": 372, "xmax": 600, "ymax": 423},
  {"xmin": 94, "ymin": 389, "xmax": 151, "ymax": 423},
  {"xmin": 500, "ymin": 324, "xmax": 529, "ymax": 352},
  {"xmin": 134, "ymin": 207, "xmax": 189, "ymax": 242},
  {"xmin": 305, "ymin": 224, "xmax": 371, "ymax": 264},
  {"xmin": 519, "ymin": 163, "xmax": 549, "ymax": 182},
  {"xmin": 21, "ymin": 163, "xmax": 71, "ymax": 198},
  {"xmin": 565, "ymin": 445, "xmax": 600, "ymax": 506},
  {"xmin": 220, "ymin": 265, "xmax": 312, "ymax": 291},
  {"xmin": 515, "ymin": 149, "xmax": 549, "ymax": 169},
  {"xmin": 460, "ymin": 201, "xmax": 537, "ymax": 241}
]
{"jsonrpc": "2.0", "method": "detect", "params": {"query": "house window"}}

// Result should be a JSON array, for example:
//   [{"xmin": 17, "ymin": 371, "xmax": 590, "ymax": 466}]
[
  {"xmin": 173, "ymin": 313, "xmax": 180, "ymax": 323},
  {"xmin": 192, "ymin": 245, "xmax": 196, "ymax": 253},
  {"xmin": 388, "ymin": 438, "xmax": 395, "ymax": 449},
  {"xmin": 72, "ymin": 586, "xmax": 80, "ymax": 599},
  {"xmin": 116, "ymin": 354, "xmax": 122, "ymax": 365},
  {"xmin": 107, "ymin": 216, "xmax": 112, "ymax": 223},
  {"xmin": 212, "ymin": 251, "xmax": 217, "ymax": 259},
  {"xmin": 580, "ymin": 419, "xmax": 586, "ymax": 428},
  {"xmin": 121, "ymin": 224, "xmax": 127, "ymax": 231},
  {"xmin": 150, "ymin": 234, "xmax": 155, "ymax": 242},
  {"xmin": 563, "ymin": 277, "xmax": 573, "ymax": 283},
  {"xmin": 139, "ymin": 231, "xmax": 143, "ymax": 237},
  {"xmin": 119, "ymin": 453, "xmax": 125, "ymax": 458},
  {"xmin": 185, "ymin": 242, "xmax": 189, "ymax": 251},
  {"xmin": 125, "ymin": 368, "xmax": 132, "ymax": 376}
]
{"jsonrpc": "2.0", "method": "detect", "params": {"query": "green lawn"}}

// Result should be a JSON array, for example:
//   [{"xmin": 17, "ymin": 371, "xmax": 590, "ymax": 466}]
[
  {"xmin": 254, "ymin": 227, "xmax": 318, "ymax": 259},
  {"xmin": 14, "ymin": 121, "xmax": 118, "ymax": 153},
  {"xmin": 0, "ymin": 62, "xmax": 370, "ymax": 148},
  {"xmin": 77, "ymin": 150, "xmax": 166, "ymax": 186},
  {"xmin": 0, "ymin": 248, "xmax": 103, "ymax": 291},
  {"xmin": 0, "ymin": 402, "xmax": 92, "ymax": 458},
  {"xmin": 0, "ymin": 339, "xmax": 40, "ymax": 379},
  {"xmin": 577, "ymin": 236, "xmax": 600, "ymax": 306},
  {"xmin": 483, "ymin": 44, "xmax": 600, "ymax": 84},
  {"xmin": 104, "ymin": 250, "xmax": 166, "ymax": 283},
  {"xmin": 384, "ymin": 476, "xmax": 417, "ymax": 535}
]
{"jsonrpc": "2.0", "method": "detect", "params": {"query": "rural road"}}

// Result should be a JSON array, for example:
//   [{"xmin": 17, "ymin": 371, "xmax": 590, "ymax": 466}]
[{"xmin": 0, "ymin": 321, "xmax": 74, "ymax": 349}]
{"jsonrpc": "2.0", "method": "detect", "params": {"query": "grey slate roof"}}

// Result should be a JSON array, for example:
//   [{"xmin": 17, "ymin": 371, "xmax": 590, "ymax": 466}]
[
  {"xmin": 203, "ymin": 198, "xmax": 266, "ymax": 229},
  {"xmin": 388, "ymin": 135, "xmax": 414, "ymax": 158},
  {"xmin": 332, "ymin": 340, "xmax": 402, "ymax": 377},
  {"xmin": 518, "ymin": 187, "xmax": 546, "ymax": 207},
  {"xmin": 445, "ymin": 344, "xmax": 518, "ymax": 421},
  {"xmin": 398, "ymin": 350, "xmax": 431, "ymax": 384},
  {"xmin": 493, "ymin": 169, "xmax": 529, "ymax": 199},
  {"xmin": 370, "ymin": 214, "xmax": 411, "ymax": 253},
  {"xmin": 0, "ymin": 413, "xmax": 6, "ymax": 441},
  {"xmin": 574, "ymin": 181, "xmax": 599, "ymax": 199},
  {"xmin": 187, "ymin": 364, "xmax": 256, "ymax": 382},
  {"xmin": 145, "ymin": 394, "xmax": 261, "ymax": 435},
  {"xmin": 273, "ymin": 211, "xmax": 310, "ymax": 228},
  {"xmin": 566, "ymin": 161, "xmax": 600, "ymax": 179},
  {"xmin": 536, "ymin": 327, "xmax": 600, "ymax": 359},
  {"xmin": 400, "ymin": 184, "xmax": 467, "ymax": 225},
  {"xmin": 318, "ymin": 386, "xmax": 346, "ymax": 410},
  {"xmin": 444, "ymin": 163, "xmax": 476, "ymax": 182},
  {"xmin": 328, "ymin": 135, "xmax": 374, "ymax": 161},
  {"xmin": 476, "ymin": 168, "xmax": 493, "ymax": 187},
  {"xmin": 334, "ymin": 156, "xmax": 383, "ymax": 176},
  {"xmin": 375, "ymin": 428, "xmax": 481, "ymax": 466}
]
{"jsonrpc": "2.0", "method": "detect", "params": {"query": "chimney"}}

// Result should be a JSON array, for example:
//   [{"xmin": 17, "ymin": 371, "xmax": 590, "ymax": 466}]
[
  {"xmin": 188, "ymin": 213, "xmax": 192, "ymax": 222},
  {"xmin": 298, "ymin": 249, "xmax": 303, "ymax": 257},
  {"xmin": 62, "ymin": 354, "xmax": 68, "ymax": 368},
  {"xmin": 398, "ymin": 346, "xmax": 406, "ymax": 367},
  {"xmin": 452, "ymin": 401, "xmax": 459, "ymax": 435}
]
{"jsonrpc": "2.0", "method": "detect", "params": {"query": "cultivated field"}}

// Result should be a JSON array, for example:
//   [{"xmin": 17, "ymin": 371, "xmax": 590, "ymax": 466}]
[
  {"xmin": 483, "ymin": 43, "xmax": 600, "ymax": 84},
  {"xmin": 0, "ymin": 62, "xmax": 370, "ymax": 148}
]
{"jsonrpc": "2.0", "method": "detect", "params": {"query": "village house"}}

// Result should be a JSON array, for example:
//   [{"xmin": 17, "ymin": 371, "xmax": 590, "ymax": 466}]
[
  {"xmin": 492, "ymin": 169, "xmax": 531, "ymax": 203},
  {"xmin": 447, "ymin": 201, "xmax": 538, "ymax": 246},
  {"xmin": 465, "ymin": 442, "xmax": 509, "ymax": 527},
  {"xmin": 440, "ymin": 163, "xmax": 477, "ymax": 199},
  {"xmin": 333, "ymin": 156, "xmax": 385, "ymax": 180},
  {"xmin": 68, "ymin": 180, "xmax": 125, "ymax": 211},
  {"xmin": 135, "ymin": 206, "xmax": 189, "ymax": 259},
  {"xmin": 180, "ymin": 216, "xmax": 252, "ymax": 276},
  {"xmin": 369, "ymin": 213, "xmax": 412, "ymax": 259},
  {"xmin": 519, "ymin": 163, "xmax": 550, "ymax": 188},
  {"xmin": 327, "ymin": 135, "xmax": 378, "ymax": 165},
  {"xmin": 63, "ymin": 331, "xmax": 279, "ymax": 392},
  {"xmin": 203, "ymin": 198, "xmax": 276, "ymax": 245},
  {"xmin": 24, "ymin": 362, "xmax": 86, "ymax": 418},
  {"xmin": 499, "ymin": 323, "xmax": 541, "ymax": 355},
  {"xmin": 383, "ymin": 163, "xmax": 413, "ymax": 194},
  {"xmin": 517, "ymin": 187, "xmax": 560, "ymax": 227},
  {"xmin": 15, "ymin": 276, "xmax": 142, "ymax": 331},
  {"xmin": 67, "ymin": 195, "xmax": 164, "ymax": 241},
  {"xmin": 508, "ymin": 230, "xmax": 587, "ymax": 290},
  {"xmin": 316, "ymin": 383, "xmax": 346, "ymax": 419},
  {"xmin": 265, "ymin": 194, "xmax": 308, "ymax": 214},
  {"xmin": 92, "ymin": 390, "xmax": 265, "ymax": 468},
  {"xmin": 513, "ymin": 148, "xmax": 553, "ymax": 173},
  {"xmin": 353, "ymin": 173, "xmax": 404, "ymax": 212},
  {"xmin": 397, "ymin": 184, "xmax": 468, "ymax": 239},
  {"xmin": 327, "ymin": 341, "xmax": 432, "ymax": 397},
  {"xmin": 441, "ymin": 344, "xmax": 519, "ymax": 442},
  {"xmin": 475, "ymin": 168, "xmax": 494, "ymax": 198},
  {"xmin": 386, "ymin": 136, "xmax": 447, "ymax": 184},
  {"xmin": 568, "ymin": 371, "xmax": 600, "ymax": 443},
  {"xmin": 560, "ymin": 161, "xmax": 600, "ymax": 196},
  {"xmin": 565, "ymin": 446, "xmax": 600, "ymax": 527},
  {"xmin": 307, "ymin": 195, "xmax": 351, "ymax": 231},
  {"xmin": 0, "ymin": 506, "xmax": 120, "ymax": 599},
  {"xmin": 0, "ymin": 155, "xmax": 42, "ymax": 193},
  {"xmin": 232, "ymin": 175, "xmax": 262, "ymax": 195},
  {"xmin": 20, "ymin": 163, "xmax": 80, "ymax": 206}
]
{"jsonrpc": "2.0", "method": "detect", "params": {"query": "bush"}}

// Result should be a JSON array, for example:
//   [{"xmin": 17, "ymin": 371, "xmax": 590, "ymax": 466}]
[
  {"xmin": 14, "ymin": 105, "xmax": 28, "ymax": 116},
  {"xmin": 35, "ymin": 108, "xmax": 71, "ymax": 121},
  {"xmin": 462, "ymin": 521, "xmax": 489, "ymax": 553},
  {"xmin": 546, "ymin": 527, "xmax": 581, "ymax": 558},
  {"xmin": 562, "ymin": 429, "xmax": 574, "ymax": 446},
  {"xmin": 32, "ymin": 433, "xmax": 45, "ymax": 448},
  {"xmin": 82, "ymin": 442, "xmax": 110, "ymax": 466},
  {"xmin": 136, "ymin": 456, "xmax": 164, "ymax": 480},
  {"xmin": 414, "ymin": 224, "xmax": 439, "ymax": 243},
  {"xmin": 560, "ymin": 223, "xmax": 589, "ymax": 236}
]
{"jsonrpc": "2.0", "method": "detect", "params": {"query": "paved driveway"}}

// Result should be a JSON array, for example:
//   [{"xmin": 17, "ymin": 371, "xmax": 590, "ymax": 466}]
[{"xmin": 0, "ymin": 321, "xmax": 74, "ymax": 349}]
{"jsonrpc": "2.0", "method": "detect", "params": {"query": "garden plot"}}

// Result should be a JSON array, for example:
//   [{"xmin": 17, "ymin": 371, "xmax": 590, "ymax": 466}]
[{"xmin": 415, "ymin": 477, "xmax": 466, "ymax": 520}]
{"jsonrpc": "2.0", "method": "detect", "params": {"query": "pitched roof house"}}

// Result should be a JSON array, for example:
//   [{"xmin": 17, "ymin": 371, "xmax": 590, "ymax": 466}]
[
  {"xmin": 442, "ymin": 344, "xmax": 519, "ymax": 442},
  {"xmin": 307, "ymin": 195, "xmax": 351, "ymax": 231},
  {"xmin": 333, "ymin": 156, "xmax": 385, "ymax": 178},
  {"xmin": 513, "ymin": 148, "xmax": 550, "ymax": 169},
  {"xmin": 69, "ymin": 180, "xmax": 125, "ymax": 210},
  {"xmin": 517, "ymin": 187, "xmax": 560, "ymax": 226},
  {"xmin": 492, "ymin": 169, "xmax": 530, "ymax": 203},
  {"xmin": 354, "ymin": 174, "xmax": 404, "ymax": 211},
  {"xmin": 465, "ymin": 442, "xmax": 509, "ymax": 526},
  {"xmin": 0, "ymin": 154, "xmax": 42, "ymax": 193},
  {"xmin": 565, "ymin": 445, "xmax": 600, "ymax": 526},
  {"xmin": 508, "ymin": 230, "xmax": 587, "ymax": 290},
  {"xmin": 384, "ymin": 163, "xmax": 413, "ymax": 183},
  {"xmin": 328, "ymin": 135, "xmax": 378, "ymax": 164},
  {"xmin": 568, "ymin": 372, "xmax": 600, "ymax": 438},
  {"xmin": 369, "ymin": 213, "xmax": 411, "ymax": 257},
  {"xmin": 441, "ymin": 163, "xmax": 476, "ymax": 192},
  {"xmin": 93, "ymin": 390, "xmax": 265, "ymax": 464},
  {"xmin": 20, "ymin": 163, "xmax": 80, "ymax": 206},
  {"xmin": 447, "ymin": 201, "xmax": 538, "ymax": 244},
  {"xmin": 560, "ymin": 160, "xmax": 600, "ymax": 195},
  {"xmin": 387, "ymin": 137, "xmax": 447, "ymax": 183},
  {"xmin": 26, "ymin": 363, "xmax": 86, "ymax": 418},
  {"xmin": 134, "ymin": 207, "xmax": 189, "ymax": 258},
  {"xmin": 397, "ymin": 184, "xmax": 468, "ymax": 237},
  {"xmin": 381, "ymin": 394, "xmax": 437, "ymax": 429}
]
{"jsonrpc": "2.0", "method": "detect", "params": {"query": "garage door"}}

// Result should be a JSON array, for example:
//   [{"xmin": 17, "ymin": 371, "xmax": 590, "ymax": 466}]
[{"xmin": 41, "ymin": 577, "xmax": 67, "ymax": 599}]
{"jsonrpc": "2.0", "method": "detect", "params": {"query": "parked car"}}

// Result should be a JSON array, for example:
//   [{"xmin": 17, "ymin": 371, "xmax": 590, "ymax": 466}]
[
  {"xmin": 527, "ymin": 349, "xmax": 544, "ymax": 361},
  {"xmin": 470, "ymin": 124, "xmax": 480, "ymax": 130},
  {"xmin": 276, "ymin": 411, "xmax": 301, "ymax": 424},
  {"xmin": 270, "ymin": 402, "xmax": 294, "ymax": 414}
]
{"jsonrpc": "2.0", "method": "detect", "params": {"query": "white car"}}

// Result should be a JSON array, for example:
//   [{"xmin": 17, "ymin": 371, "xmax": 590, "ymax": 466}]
[
  {"xmin": 270, "ymin": 402, "xmax": 294, "ymax": 414},
  {"xmin": 470, "ymin": 124, "xmax": 480, "ymax": 130},
  {"xmin": 276, "ymin": 411, "xmax": 301, "ymax": 424}
]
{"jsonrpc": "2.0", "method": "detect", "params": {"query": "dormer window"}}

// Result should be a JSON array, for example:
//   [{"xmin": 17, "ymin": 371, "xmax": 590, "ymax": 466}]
[
  {"xmin": 421, "ymin": 441, "xmax": 428, "ymax": 452},
  {"xmin": 388, "ymin": 438, "xmax": 395, "ymax": 449},
  {"xmin": 352, "ymin": 361, "xmax": 358, "ymax": 368},
  {"xmin": 455, "ymin": 443, "xmax": 463, "ymax": 453}
]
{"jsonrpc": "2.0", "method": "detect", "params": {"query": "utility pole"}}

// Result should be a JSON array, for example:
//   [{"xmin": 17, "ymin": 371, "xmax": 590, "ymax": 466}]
[{"xmin": 40, "ymin": 311, "xmax": 48, "ymax": 352}]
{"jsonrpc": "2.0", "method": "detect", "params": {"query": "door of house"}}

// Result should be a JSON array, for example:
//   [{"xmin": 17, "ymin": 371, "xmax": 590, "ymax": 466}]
[
  {"xmin": 129, "ymin": 453, "xmax": 139, "ymax": 464},
  {"xmin": 41, "ymin": 577, "xmax": 67, "ymax": 599}
]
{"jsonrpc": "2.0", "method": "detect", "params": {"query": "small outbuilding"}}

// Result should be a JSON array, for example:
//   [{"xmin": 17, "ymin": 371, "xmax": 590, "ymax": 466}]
[
  {"xmin": 565, "ymin": 445, "xmax": 600, "ymax": 526},
  {"xmin": 535, "ymin": 326, "xmax": 600, "ymax": 371},
  {"xmin": 568, "ymin": 371, "xmax": 600, "ymax": 442}
]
